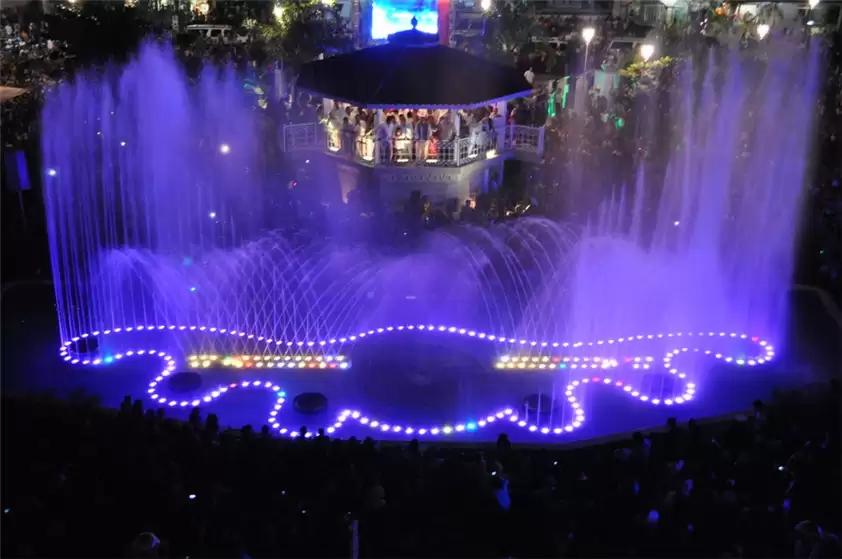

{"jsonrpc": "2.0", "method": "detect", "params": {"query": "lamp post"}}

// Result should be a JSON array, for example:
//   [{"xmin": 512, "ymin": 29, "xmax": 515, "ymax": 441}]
[
  {"xmin": 757, "ymin": 23, "xmax": 770, "ymax": 39},
  {"xmin": 480, "ymin": 0, "xmax": 492, "ymax": 40},
  {"xmin": 660, "ymin": 0, "xmax": 676, "ymax": 26},
  {"xmin": 581, "ymin": 26, "xmax": 595, "ymax": 74}
]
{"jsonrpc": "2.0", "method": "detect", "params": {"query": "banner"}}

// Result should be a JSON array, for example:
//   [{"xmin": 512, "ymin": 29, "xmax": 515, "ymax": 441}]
[{"xmin": 438, "ymin": 0, "xmax": 450, "ymax": 46}]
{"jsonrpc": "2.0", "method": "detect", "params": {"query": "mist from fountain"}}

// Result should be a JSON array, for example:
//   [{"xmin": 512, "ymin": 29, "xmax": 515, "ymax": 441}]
[{"xmin": 42, "ymin": 40, "xmax": 820, "ymax": 358}]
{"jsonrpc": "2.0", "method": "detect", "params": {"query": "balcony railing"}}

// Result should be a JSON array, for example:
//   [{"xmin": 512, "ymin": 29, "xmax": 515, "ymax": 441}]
[{"xmin": 283, "ymin": 122, "xmax": 545, "ymax": 166}]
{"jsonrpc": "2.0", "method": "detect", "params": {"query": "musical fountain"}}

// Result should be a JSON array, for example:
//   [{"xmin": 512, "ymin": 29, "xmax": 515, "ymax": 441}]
[{"xmin": 40, "ymin": 41, "xmax": 820, "ymax": 440}]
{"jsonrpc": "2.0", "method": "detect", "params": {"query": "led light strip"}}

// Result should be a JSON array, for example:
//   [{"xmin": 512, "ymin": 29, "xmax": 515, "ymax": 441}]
[
  {"xmin": 57, "ymin": 324, "xmax": 775, "ymax": 438},
  {"xmin": 187, "ymin": 354, "xmax": 350, "ymax": 370},
  {"xmin": 496, "ymin": 356, "xmax": 623, "ymax": 370}
]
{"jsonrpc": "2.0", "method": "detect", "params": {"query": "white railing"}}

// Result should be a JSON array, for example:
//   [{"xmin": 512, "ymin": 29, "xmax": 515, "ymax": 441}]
[
  {"xmin": 284, "ymin": 122, "xmax": 545, "ymax": 164},
  {"xmin": 283, "ymin": 123, "xmax": 322, "ymax": 151},
  {"xmin": 505, "ymin": 124, "xmax": 545, "ymax": 155}
]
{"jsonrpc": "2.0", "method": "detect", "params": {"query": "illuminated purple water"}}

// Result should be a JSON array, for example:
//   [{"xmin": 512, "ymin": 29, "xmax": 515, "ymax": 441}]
[{"xmin": 40, "ymin": 42, "xmax": 820, "ymax": 437}]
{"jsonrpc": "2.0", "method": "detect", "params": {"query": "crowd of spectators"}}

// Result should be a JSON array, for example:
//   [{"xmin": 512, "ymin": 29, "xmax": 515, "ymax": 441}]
[{"xmin": 2, "ymin": 380, "xmax": 839, "ymax": 557}]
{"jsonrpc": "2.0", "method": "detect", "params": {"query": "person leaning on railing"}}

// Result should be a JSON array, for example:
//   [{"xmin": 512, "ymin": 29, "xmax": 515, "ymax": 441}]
[{"xmin": 414, "ymin": 116, "xmax": 431, "ymax": 163}]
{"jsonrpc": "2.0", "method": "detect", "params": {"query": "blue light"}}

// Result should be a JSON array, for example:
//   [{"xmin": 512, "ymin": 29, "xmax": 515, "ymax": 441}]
[
  {"xmin": 466, "ymin": 422, "xmax": 477, "ymax": 430},
  {"xmin": 103, "ymin": 356, "xmax": 114, "ymax": 364},
  {"xmin": 371, "ymin": 1, "xmax": 438, "ymax": 40},
  {"xmin": 560, "ymin": 363, "xmax": 567, "ymax": 369},
  {"xmin": 277, "ymin": 390, "xmax": 286, "ymax": 397},
  {"xmin": 189, "ymin": 286, "xmax": 197, "ymax": 292}
]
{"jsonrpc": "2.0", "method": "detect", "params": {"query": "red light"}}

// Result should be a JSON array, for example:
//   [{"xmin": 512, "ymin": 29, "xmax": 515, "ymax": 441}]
[{"xmin": 245, "ymin": 362, "xmax": 253, "ymax": 368}]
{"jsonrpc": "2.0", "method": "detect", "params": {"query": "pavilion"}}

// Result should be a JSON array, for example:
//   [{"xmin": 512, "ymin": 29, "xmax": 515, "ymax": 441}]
[{"xmin": 283, "ymin": 26, "xmax": 546, "ymax": 207}]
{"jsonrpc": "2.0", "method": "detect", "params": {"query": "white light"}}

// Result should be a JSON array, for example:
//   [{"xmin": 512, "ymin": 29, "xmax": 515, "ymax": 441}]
[
  {"xmin": 120, "ymin": 141, "xmax": 126, "ymax": 147},
  {"xmin": 480, "ymin": 0, "xmax": 492, "ymax": 11},
  {"xmin": 209, "ymin": 212, "xmax": 217, "ymax": 219},
  {"xmin": 809, "ymin": 0, "xmax": 820, "ymax": 9},
  {"xmin": 272, "ymin": 4, "xmax": 283, "ymax": 20},
  {"xmin": 582, "ymin": 27, "xmax": 595, "ymax": 45},
  {"xmin": 321, "ymin": 0, "xmax": 332, "ymax": 5},
  {"xmin": 673, "ymin": 220, "xmax": 680, "ymax": 226},
  {"xmin": 806, "ymin": 20, "xmax": 815, "ymax": 26},
  {"xmin": 219, "ymin": 144, "xmax": 231, "ymax": 154},
  {"xmin": 47, "ymin": 168, "xmax": 57, "ymax": 177},
  {"xmin": 640, "ymin": 43, "xmax": 655, "ymax": 62},
  {"xmin": 757, "ymin": 23, "xmax": 770, "ymax": 39}
]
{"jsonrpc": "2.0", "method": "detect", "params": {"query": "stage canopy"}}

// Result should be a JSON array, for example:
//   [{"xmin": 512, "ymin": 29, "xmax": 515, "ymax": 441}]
[{"xmin": 296, "ymin": 43, "xmax": 533, "ymax": 110}]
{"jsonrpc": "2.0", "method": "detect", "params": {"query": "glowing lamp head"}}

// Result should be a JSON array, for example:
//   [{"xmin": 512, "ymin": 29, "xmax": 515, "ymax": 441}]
[
  {"xmin": 582, "ymin": 27, "xmax": 595, "ymax": 45},
  {"xmin": 480, "ymin": 0, "xmax": 492, "ymax": 11},
  {"xmin": 272, "ymin": 4, "xmax": 283, "ymax": 20},
  {"xmin": 757, "ymin": 23, "xmax": 770, "ymax": 39},
  {"xmin": 209, "ymin": 212, "xmax": 217, "ymax": 219},
  {"xmin": 809, "ymin": 0, "xmax": 819, "ymax": 9},
  {"xmin": 640, "ymin": 43, "xmax": 655, "ymax": 62},
  {"xmin": 219, "ymin": 144, "xmax": 231, "ymax": 154},
  {"xmin": 47, "ymin": 168, "xmax": 57, "ymax": 177}
]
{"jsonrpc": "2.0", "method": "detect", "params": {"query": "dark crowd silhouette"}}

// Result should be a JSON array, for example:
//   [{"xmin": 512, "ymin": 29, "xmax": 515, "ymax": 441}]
[{"xmin": 2, "ymin": 380, "xmax": 839, "ymax": 558}]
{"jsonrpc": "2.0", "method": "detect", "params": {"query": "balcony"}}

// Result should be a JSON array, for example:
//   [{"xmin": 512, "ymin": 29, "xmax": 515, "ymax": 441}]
[{"xmin": 282, "ymin": 122, "xmax": 545, "ymax": 167}]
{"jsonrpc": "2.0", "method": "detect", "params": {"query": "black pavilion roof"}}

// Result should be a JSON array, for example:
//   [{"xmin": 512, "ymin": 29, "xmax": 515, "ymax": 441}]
[{"xmin": 296, "ymin": 43, "xmax": 534, "ymax": 109}]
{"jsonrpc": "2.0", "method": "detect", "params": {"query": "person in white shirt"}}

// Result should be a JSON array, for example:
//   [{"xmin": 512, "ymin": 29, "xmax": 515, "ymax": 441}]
[{"xmin": 524, "ymin": 66, "xmax": 535, "ymax": 85}]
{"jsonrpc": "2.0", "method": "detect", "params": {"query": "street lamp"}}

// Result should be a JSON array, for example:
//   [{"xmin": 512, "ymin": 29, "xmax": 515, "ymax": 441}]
[
  {"xmin": 640, "ymin": 43, "xmax": 655, "ymax": 62},
  {"xmin": 757, "ymin": 23, "xmax": 770, "ymax": 39},
  {"xmin": 661, "ymin": 0, "xmax": 676, "ymax": 25},
  {"xmin": 582, "ymin": 26, "xmax": 595, "ymax": 74},
  {"xmin": 480, "ymin": 0, "xmax": 492, "ymax": 39},
  {"xmin": 808, "ymin": 0, "xmax": 819, "ymax": 9},
  {"xmin": 272, "ymin": 3, "xmax": 283, "ymax": 20}
]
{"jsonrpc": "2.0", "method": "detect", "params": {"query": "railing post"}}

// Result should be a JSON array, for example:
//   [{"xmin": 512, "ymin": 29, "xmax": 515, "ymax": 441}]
[
  {"xmin": 454, "ymin": 140, "xmax": 461, "ymax": 166},
  {"xmin": 537, "ymin": 126, "xmax": 545, "ymax": 157}
]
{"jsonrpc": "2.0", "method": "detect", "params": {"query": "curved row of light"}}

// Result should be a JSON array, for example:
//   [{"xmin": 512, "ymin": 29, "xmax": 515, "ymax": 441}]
[{"xmin": 58, "ymin": 324, "xmax": 776, "ymax": 438}]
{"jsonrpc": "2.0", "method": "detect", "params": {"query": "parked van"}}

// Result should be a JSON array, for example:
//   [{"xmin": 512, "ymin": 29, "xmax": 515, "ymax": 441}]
[{"xmin": 185, "ymin": 24, "xmax": 234, "ymax": 43}]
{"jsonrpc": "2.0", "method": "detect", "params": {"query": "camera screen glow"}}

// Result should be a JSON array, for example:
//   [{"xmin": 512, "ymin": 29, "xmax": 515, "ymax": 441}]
[{"xmin": 371, "ymin": 0, "xmax": 438, "ymax": 40}]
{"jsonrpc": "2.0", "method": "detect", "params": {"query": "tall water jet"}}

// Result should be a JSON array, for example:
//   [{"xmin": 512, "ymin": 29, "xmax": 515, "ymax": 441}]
[{"xmin": 567, "ymin": 42, "xmax": 820, "ymax": 347}]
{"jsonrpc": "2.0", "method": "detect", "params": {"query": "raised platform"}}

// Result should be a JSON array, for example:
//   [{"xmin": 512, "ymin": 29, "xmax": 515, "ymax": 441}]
[{"xmin": 283, "ymin": 122, "xmax": 544, "ymax": 207}]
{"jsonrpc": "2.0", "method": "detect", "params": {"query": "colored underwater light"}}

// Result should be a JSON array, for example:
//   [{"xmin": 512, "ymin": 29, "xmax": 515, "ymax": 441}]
[
  {"xmin": 186, "ymin": 354, "xmax": 350, "ymax": 370},
  {"xmin": 496, "ymin": 356, "xmax": 622, "ymax": 370},
  {"xmin": 58, "ymin": 324, "xmax": 775, "ymax": 438}
]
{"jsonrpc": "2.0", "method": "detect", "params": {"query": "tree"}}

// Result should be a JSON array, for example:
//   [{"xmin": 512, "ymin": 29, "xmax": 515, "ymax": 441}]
[
  {"xmin": 619, "ymin": 55, "xmax": 675, "ymax": 94},
  {"xmin": 484, "ymin": 0, "xmax": 538, "ymax": 63},
  {"xmin": 254, "ymin": 0, "xmax": 351, "ymax": 69}
]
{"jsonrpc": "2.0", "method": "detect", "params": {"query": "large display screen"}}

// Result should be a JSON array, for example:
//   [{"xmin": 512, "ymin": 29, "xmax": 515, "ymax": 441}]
[{"xmin": 371, "ymin": 0, "xmax": 438, "ymax": 40}]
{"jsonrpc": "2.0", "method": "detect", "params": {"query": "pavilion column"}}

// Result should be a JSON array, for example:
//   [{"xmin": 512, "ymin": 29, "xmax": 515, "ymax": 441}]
[
  {"xmin": 374, "ymin": 109, "xmax": 384, "ymax": 164},
  {"xmin": 453, "ymin": 111, "xmax": 461, "ymax": 165},
  {"xmin": 496, "ymin": 101, "xmax": 507, "ymax": 151}
]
